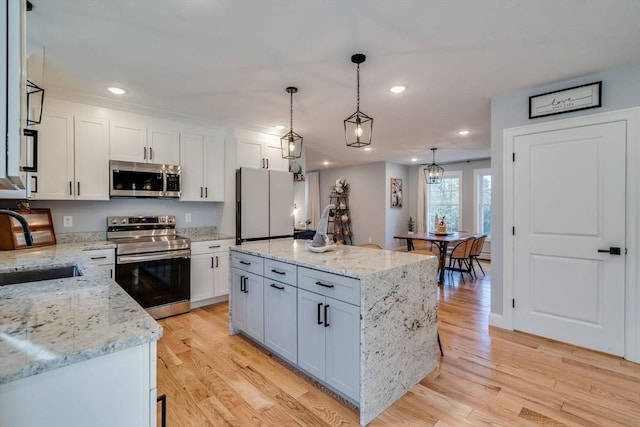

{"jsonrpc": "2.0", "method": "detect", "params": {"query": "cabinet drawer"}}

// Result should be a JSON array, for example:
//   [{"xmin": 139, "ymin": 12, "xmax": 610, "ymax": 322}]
[
  {"xmin": 264, "ymin": 258, "xmax": 297, "ymax": 287},
  {"xmin": 298, "ymin": 267, "xmax": 360, "ymax": 306},
  {"xmin": 85, "ymin": 248, "xmax": 115, "ymax": 266},
  {"xmin": 191, "ymin": 239, "xmax": 235, "ymax": 255},
  {"xmin": 230, "ymin": 251, "xmax": 263, "ymax": 275}
]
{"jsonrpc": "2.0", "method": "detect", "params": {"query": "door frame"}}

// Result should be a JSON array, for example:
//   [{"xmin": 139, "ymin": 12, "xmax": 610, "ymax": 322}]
[{"xmin": 501, "ymin": 107, "xmax": 640, "ymax": 362}]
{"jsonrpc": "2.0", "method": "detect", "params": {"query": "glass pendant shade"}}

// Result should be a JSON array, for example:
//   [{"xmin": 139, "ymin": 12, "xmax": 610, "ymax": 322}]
[
  {"xmin": 345, "ymin": 53, "xmax": 373, "ymax": 148},
  {"xmin": 281, "ymin": 86, "xmax": 303, "ymax": 159},
  {"xmin": 424, "ymin": 148, "xmax": 444, "ymax": 184}
]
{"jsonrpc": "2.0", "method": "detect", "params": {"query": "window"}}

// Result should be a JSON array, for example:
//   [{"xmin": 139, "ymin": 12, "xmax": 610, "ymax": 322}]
[
  {"xmin": 474, "ymin": 168, "xmax": 491, "ymax": 237},
  {"xmin": 426, "ymin": 171, "xmax": 462, "ymax": 232}
]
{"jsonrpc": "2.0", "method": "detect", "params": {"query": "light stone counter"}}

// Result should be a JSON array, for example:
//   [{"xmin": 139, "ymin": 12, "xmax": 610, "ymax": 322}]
[
  {"xmin": 231, "ymin": 239, "xmax": 439, "ymax": 426},
  {"xmin": 0, "ymin": 244, "xmax": 162, "ymax": 384}
]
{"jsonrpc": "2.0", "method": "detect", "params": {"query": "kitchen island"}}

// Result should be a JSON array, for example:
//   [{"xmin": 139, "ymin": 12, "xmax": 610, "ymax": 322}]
[
  {"xmin": 230, "ymin": 239, "xmax": 439, "ymax": 426},
  {"xmin": 0, "ymin": 243, "xmax": 162, "ymax": 427}
]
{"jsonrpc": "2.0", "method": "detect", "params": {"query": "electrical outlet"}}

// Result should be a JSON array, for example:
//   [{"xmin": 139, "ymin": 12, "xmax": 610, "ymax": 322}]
[
  {"xmin": 368, "ymin": 237, "xmax": 372, "ymax": 243},
  {"xmin": 185, "ymin": 213, "xmax": 192, "ymax": 223},
  {"xmin": 63, "ymin": 216, "xmax": 73, "ymax": 227}
]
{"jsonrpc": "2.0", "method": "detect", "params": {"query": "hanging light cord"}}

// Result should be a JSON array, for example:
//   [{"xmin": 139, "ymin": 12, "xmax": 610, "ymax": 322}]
[
  {"xmin": 356, "ymin": 63, "xmax": 361, "ymax": 113},
  {"xmin": 290, "ymin": 90, "xmax": 294, "ymax": 132}
]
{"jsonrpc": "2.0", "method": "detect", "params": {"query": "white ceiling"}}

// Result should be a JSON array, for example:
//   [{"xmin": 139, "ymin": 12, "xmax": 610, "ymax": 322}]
[{"xmin": 26, "ymin": 0, "xmax": 640, "ymax": 170}]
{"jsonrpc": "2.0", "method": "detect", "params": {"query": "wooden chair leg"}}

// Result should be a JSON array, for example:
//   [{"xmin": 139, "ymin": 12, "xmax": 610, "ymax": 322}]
[
  {"xmin": 437, "ymin": 331, "xmax": 444, "ymax": 356},
  {"xmin": 475, "ymin": 257, "xmax": 485, "ymax": 277}
]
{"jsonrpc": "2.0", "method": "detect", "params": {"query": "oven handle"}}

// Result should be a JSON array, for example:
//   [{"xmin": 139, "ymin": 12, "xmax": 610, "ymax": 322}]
[{"xmin": 117, "ymin": 249, "xmax": 191, "ymax": 265}]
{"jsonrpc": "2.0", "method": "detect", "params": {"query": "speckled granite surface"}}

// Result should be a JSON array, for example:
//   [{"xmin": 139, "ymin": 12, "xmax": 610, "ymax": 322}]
[
  {"xmin": 177, "ymin": 226, "xmax": 234, "ymax": 243},
  {"xmin": 0, "ymin": 244, "xmax": 162, "ymax": 385},
  {"xmin": 231, "ymin": 240, "xmax": 438, "ymax": 426}
]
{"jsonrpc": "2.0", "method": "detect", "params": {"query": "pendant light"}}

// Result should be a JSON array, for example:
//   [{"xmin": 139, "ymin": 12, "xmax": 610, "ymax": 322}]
[
  {"xmin": 280, "ymin": 86, "xmax": 303, "ymax": 159},
  {"xmin": 344, "ymin": 53, "xmax": 373, "ymax": 148},
  {"xmin": 424, "ymin": 148, "xmax": 444, "ymax": 184}
]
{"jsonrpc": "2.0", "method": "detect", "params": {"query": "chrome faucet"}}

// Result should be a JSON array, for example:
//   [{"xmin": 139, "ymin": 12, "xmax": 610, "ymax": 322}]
[{"xmin": 0, "ymin": 210, "xmax": 34, "ymax": 246}]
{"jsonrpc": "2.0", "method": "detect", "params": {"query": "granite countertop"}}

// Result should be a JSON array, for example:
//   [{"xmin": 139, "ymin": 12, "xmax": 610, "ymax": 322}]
[
  {"xmin": 0, "ymin": 244, "xmax": 163, "ymax": 385},
  {"xmin": 231, "ymin": 239, "xmax": 436, "ymax": 278}
]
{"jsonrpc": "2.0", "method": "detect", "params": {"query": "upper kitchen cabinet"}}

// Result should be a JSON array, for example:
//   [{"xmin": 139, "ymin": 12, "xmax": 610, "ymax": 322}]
[
  {"xmin": 0, "ymin": 0, "xmax": 28, "ymax": 192},
  {"xmin": 180, "ymin": 133, "xmax": 224, "ymax": 202},
  {"xmin": 31, "ymin": 111, "xmax": 109, "ymax": 200},
  {"xmin": 110, "ymin": 121, "xmax": 180, "ymax": 165},
  {"xmin": 229, "ymin": 127, "xmax": 288, "ymax": 171}
]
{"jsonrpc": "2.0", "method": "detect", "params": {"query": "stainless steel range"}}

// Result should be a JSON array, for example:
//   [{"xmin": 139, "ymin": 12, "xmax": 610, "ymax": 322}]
[{"xmin": 107, "ymin": 215, "xmax": 191, "ymax": 319}]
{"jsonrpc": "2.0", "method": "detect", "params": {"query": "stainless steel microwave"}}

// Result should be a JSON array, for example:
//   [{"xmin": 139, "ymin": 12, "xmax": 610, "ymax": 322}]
[{"xmin": 109, "ymin": 160, "xmax": 181, "ymax": 198}]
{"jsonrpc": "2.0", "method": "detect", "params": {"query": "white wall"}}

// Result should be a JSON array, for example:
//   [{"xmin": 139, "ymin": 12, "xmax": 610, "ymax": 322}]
[
  {"xmin": 490, "ymin": 62, "xmax": 640, "ymax": 316},
  {"xmin": 385, "ymin": 162, "xmax": 410, "ymax": 249}
]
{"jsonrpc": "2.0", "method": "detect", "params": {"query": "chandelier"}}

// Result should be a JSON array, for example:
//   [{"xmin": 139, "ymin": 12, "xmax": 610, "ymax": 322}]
[
  {"xmin": 424, "ymin": 148, "xmax": 444, "ymax": 184},
  {"xmin": 280, "ymin": 86, "xmax": 303, "ymax": 159},
  {"xmin": 344, "ymin": 53, "xmax": 373, "ymax": 148}
]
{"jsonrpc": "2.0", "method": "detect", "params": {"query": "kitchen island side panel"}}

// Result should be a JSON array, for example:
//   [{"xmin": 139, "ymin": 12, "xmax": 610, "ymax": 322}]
[{"xmin": 359, "ymin": 257, "xmax": 438, "ymax": 426}]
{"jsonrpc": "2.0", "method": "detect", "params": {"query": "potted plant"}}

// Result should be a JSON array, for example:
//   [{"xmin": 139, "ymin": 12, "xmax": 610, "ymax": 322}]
[{"xmin": 407, "ymin": 216, "xmax": 415, "ymax": 234}]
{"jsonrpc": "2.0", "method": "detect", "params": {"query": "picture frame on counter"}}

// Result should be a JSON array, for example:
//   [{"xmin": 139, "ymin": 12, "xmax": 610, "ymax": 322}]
[{"xmin": 529, "ymin": 81, "xmax": 602, "ymax": 119}]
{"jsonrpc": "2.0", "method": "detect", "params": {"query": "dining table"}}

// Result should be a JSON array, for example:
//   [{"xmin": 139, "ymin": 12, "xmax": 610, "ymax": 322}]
[{"xmin": 394, "ymin": 231, "xmax": 474, "ymax": 284}]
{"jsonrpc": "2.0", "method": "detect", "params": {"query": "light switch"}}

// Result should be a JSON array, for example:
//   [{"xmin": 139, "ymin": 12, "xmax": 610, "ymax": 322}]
[{"xmin": 185, "ymin": 213, "xmax": 192, "ymax": 223}]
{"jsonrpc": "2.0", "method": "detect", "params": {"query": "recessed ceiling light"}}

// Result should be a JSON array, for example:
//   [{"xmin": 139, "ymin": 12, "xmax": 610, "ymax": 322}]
[
  {"xmin": 457, "ymin": 129, "xmax": 470, "ymax": 136},
  {"xmin": 274, "ymin": 124, "xmax": 286, "ymax": 130},
  {"xmin": 108, "ymin": 87, "xmax": 127, "ymax": 95},
  {"xmin": 323, "ymin": 161, "xmax": 330, "ymax": 166},
  {"xmin": 411, "ymin": 157, "xmax": 418, "ymax": 162},
  {"xmin": 389, "ymin": 85, "xmax": 406, "ymax": 94},
  {"xmin": 364, "ymin": 147, "xmax": 372, "ymax": 151}
]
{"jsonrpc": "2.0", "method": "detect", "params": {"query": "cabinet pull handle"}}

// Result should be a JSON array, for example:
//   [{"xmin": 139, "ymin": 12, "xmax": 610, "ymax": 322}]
[
  {"xmin": 243, "ymin": 277, "xmax": 249, "ymax": 293},
  {"xmin": 317, "ymin": 302, "xmax": 323, "ymax": 325},
  {"xmin": 271, "ymin": 269, "xmax": 286, "ymax": 275},
  {"xmin": 205, "ymin": 187, "xmax": 208, "ymax": 198},
  {"xmin": 208, "ymin": 245, "xmax": 221, "ymax": 249},
  {"xmin": 239, "ymin": 260, "xmax": 251, "ymax": 266},
  {"xmin": 149, "ymin": 147, "xmax": 153, "ymax": 160},
  {"xmin": 215, "ymin": 256, "xmax": 219, "ymax": 268},
  {"xmin": 270, "ymin": 283, "xmax": 285, "ymax": 290},
  {"xmin": 69, "ymin": 181, "xmax": 72, "ymax": 196},
  {"xmin": 324, "ymin": 304, "xmax": 330, "ymax": 327},
  {"xmin": 77, "ymin": 181, "xmax": 80, "ymax": 196},
  {"xmin": 240, "ymin": 275, "xmax": 245, "ymax": 292},
  {"xmin": 266, "ymin": 159, "xmax": 269, "ymax": 169},
  {"xmin": 157, "ymin": 394, "xmax": 167, "ymax": 427},
  {"xmin": 144, "ymin": 147, "xmax": 147, "ymax": 160},
  {"xmin": 91, "ymin": 256, "xmax": 107, "ymax": 260},
  {"xmin": 109, "ymin": 269, "xmax": 113, "ymax": 279},
  {"xmin": 211, "ymin": 257, "xmax": 214, "ymax": 268},
  {"xmin": 315, "ymin": 281, "xmax": 335, "ymax": 289},
  {"xmin": 200, "ymin": 187, "xmax": 203, "ymax": 198}
]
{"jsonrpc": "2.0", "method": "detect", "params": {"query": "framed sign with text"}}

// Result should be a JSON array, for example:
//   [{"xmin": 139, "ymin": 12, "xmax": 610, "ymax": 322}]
[{"xmin": 529, "ymin": 81, "xmax": 602, "ymax": 119}]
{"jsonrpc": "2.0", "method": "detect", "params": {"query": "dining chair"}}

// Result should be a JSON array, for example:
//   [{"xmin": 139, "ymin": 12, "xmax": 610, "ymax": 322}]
[
  {"xmin": 468, "ymin": 234, "xmax": 487, "ymax": 279},
  {"xmin": 358, "ymin": 243, "xmax": 383, "ymax": 249},
  {"xmin": 447, "ymin": 238, "xmax": 474, "ymax": 283},
  {"xmin": 408, "ymin": 249, "xmax": 444, "ymax": 357}
]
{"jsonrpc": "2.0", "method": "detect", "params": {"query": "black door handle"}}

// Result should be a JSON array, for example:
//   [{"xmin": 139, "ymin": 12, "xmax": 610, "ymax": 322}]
[
  {"xmin": 324, "ymin": 304, "xmax": 330, "ymax": 327},
  {"xmin": 317, "ymin": 303, "xmax": 323, "ymax": 325},
  {"xmin": 598, "ymin": 247, "xmax": 621, "ymax": 255}
]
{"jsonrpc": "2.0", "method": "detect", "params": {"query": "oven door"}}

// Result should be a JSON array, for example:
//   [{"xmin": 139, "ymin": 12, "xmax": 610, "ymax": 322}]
[{"xmin": 115, "ymin": 249, "xmax": 190, "ymax": 310}]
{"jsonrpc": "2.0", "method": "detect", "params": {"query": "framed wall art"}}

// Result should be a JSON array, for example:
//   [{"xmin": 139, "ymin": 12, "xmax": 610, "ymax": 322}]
[
  {"xmin": 529, "ymin": 81, "xmax": 602, "ymax": 119},
  {"xmin": 391, "ymin": 178, "xmax": 403, "ymax": 208}
]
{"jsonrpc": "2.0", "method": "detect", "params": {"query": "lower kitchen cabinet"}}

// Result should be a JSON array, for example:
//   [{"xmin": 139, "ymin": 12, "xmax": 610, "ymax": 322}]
[
  {"xmin": 190, "ymin": 239, "xmax": 234, "ymax": 308},
  {"xmin": 264, "ymin": 280, "xmax": 297, "ymax": 364},
  {"xmin": 85, "ymin": 248, "xmax": 115, "ymax": 279},
  {"xmin": 0, "ymin": 342, "xmax": 157, "ymax": 427},
  {"xmin": 230, "ymin": 268, "xmax": 264, "ymax": 343},
  {"xmin": 297, "ymin": 288, "xmax": 360, "ymax": 402}
]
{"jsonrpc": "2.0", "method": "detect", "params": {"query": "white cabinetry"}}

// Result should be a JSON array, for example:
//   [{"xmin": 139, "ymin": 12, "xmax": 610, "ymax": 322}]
[
  {"xmin": 190, "ymin": 239, "xmax": 234, "ymax": 307},
  {"xmin": 32, "ymin": 111, "xmax": 109, "ymax": 200},
  {"xmin": 110, "ymin": 121, "xmax": 179, "ymax": 165},
  {"xmin": 263, "ymin": 259, "xmax": 298, "ymax": 364},
  {"xmin": 230, "ymin": 252, "xmax": 264, "ymax": 343},
  {"xmin": 180, "ymin": 133, "xmax": 224, "ymax": 202},
  {"xmin": 297, "ymin": 268, "xmax": 360, "ymax": 402},
  {"xmin": 236, "ymin": 138, "xmax": 288, "ymax": 171},
  {"xmin": 0, "ymin": 342, "xmax": 157, "ymax": 427},
  {"xmin": 85, "ymin": 248, "xmax": 115, "ymax": 279}
]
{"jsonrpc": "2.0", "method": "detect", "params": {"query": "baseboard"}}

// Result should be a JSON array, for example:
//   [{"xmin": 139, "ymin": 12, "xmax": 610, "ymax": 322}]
[
  {"xmin": 191, "ymin": 294, "xmax": 228, "ymax": 309},
  {"xmin": 489, "ymin": 312, "xmax": 509, "ymax": 329}
]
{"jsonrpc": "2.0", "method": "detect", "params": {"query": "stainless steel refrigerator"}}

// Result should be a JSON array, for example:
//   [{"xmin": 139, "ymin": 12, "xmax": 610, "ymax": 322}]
[{"xmin": 236, "ymin": 167, "xmax": 294, "ymax": 244}]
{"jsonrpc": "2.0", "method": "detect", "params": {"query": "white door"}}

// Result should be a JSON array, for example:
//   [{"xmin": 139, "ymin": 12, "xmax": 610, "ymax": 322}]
[
  {"xmin": 203, "ymin": 137, "xmax": 225, "ymax": 201},
  {"xmin": 110, "ymin": 121, "xmax": 147, "ymax": 162},
  {"xmin": 513, "ymin": 121, "xmax": 626, "ymax": 355},
  {"xmin": 297, "ymin": 289, "xmax": 326, "ymax": 379},
  {"xmin": 148, "ymin": 128, "xmax": 179, "ymax": 165},
  {"xmin": 33, "ymin": 110, "xmax": 74, "ymax": 200},
  {"xmin": 179, "ymin": 133, "xmax": 204, "ymax": 201},
  {"xmin": 325, "ymin": 298, "xmax": 360, "ymax": 402},
  {"xmin": 74, "ymin": 116, "xmax": 109, "ymax": 200},
  {"xmin": 236, "ymin": 139, "xmax": 263, "ymax": 169}
]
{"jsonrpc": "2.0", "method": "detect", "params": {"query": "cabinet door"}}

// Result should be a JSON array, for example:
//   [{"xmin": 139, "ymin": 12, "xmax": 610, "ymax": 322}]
[
  {"xmin": 325, "ymin": 298, "xmax": 360, "ymax": 402},
  {"xmin": 148, "ymin": 128, "xmax": 179, "ymax": 165},
  {"xmin": 236, "ymin": 139, "xmax": 263, "ymax": 169},
  {"xmin": 244, "ymin": 272, "xmax": 264, "ymax": 343},
  {"xmin": 203, "ymin": 137, "xmax": 225, "ymax": 201},
  {"xmin": 179, "ymin": 133, "xmax": 204, "ymax": 201},
  {"xmin": 264, "ymin": 281, "xmax": 297, "ymax": 364},
  {"xmin": 230, "ymin": 268, "xmax": 247, "ymax": 332},
  {"xmin": 110, "ymin": 121, "xmax": 147, "ymax": 162},
  {"xmin": 264, "ymin": 140, "xmax": 289, "ymax": 171},
  {"xmin": 32, "ymin": 110, "xmax": 74, "ymax": 200},
  {"xmin": 74, "ymin": 116, "xmax": 109, "ymax": 200},
  {"xmin": 212, "ymin": 249, "xmax": 230, "ymax": 297},
  {"xmin": 191, "ymin": 253, "xmax": 215, "ymax": 303},
  {"xmin": 297, "ymin": 289, "xmax": 326, "ymax": 379},
  {"xmin": 99, "ymin": 264, "xmax": 114, "ymax": 280}
]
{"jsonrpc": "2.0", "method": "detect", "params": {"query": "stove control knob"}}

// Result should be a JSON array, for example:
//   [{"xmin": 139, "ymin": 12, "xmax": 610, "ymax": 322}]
[
  {"xmin": 168, "ymin": 217, "xmax": 175, "ymax": 223},
  {"xmin": 110, "ymin": 218, "xmax": 118, "ymax": 225},
  {"xmin": 121, "ymin": 218, "xmax": 128, "ymax": 224},
  {"xmin": 159, "ymin": 216, "xmax": 166, "ymax": 223}
]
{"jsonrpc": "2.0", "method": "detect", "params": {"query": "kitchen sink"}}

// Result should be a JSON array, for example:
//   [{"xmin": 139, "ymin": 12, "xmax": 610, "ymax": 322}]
[{"xmin": 0, "ymin": 264, "xmax": 83, "ymax": 286}]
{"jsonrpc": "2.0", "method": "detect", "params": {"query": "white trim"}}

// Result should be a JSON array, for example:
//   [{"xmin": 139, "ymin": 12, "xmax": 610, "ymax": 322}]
[
  {"xmin": 488, "ymin": 313, "xmax": 506, "ymax": 329},
  {"xmin": 473, "ymin": 168, "xmax": 491, "ymax": 236},
  {"xmin": 502, "ymin": 106, "xmax": 640, "ymax": 362}
]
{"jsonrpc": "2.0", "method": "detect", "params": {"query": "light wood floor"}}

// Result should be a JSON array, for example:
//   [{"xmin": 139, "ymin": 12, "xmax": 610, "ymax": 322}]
[{"xmin": 156, "ymin": 262, "xmax": 640, "ymax": 426}]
